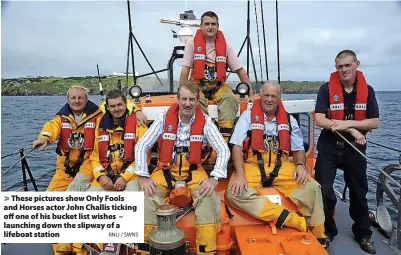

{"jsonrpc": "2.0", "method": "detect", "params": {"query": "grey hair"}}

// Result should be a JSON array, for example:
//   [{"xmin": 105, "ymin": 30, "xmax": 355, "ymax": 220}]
[
  {"xmin": 66, "ymin": 85, "xmax": 89, "ymax": 99},
  {"xmin": 260, "ymin": 80, "xmax": 281, "ymax": 97}
]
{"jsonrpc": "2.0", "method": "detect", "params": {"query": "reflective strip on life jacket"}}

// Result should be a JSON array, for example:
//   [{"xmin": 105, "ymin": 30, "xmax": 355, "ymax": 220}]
[
  {"xmin": 328, "ymin": 70, "xmax": 368, "ymax": 121},
  {"xmin": 59, "ymin": 118, "xmax": 96, "ymax": 153},
  {"xmin": 192, "ymin": 29, "xmax": 227, "ymax": 82},
  {"xmin": 158, "ymin": 104, "xmax": 206, "ymax": 167},
  {"xmin": 98, "ymin": 113, "xmax": 137, "ymax": 169},
  {"xmin": 246, "ymin": 98, "xmax": 291, "ymax": 153}
]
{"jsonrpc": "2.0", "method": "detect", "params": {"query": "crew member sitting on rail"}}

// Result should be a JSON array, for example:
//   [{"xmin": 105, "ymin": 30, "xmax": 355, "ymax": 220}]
[
  {"xmin": 131, "ymin": 81, "xmax": 230, "ymax": 255},
  {"xmin": 226, "ymin": 81, "xmax": 329, "ymax": 248},
  {"xmin": 179, "ymin": 11, "xmax": 253, "ymax": 164}
]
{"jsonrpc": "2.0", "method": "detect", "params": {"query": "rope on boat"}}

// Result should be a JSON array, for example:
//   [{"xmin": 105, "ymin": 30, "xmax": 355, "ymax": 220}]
[
  {"xmin": 1, "ymin": 147, "xmax": 31, "ymax": 159},
  {"xmin": 368, "ymin": 140, "xmax": 401, "ymax": 153},
  {"xmin": 1, "ymin": 148, "xmax": 35, "ymax": 176},
  {"xmin": 253, "ymin": 0, "xmax": 263, "ymax": 82},
  {"xmin": 7, "ymin": 168, "xmax": 56, "ymax": 192},
  {"xmin": 335, "ymin": 131, "xmax": 401, "ymax": 189}
]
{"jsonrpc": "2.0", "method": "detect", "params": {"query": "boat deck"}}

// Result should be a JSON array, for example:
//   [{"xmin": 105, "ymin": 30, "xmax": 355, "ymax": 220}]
[{"xmin": 327, "ymin": 196, "xmax": 399, "ymax": 255}]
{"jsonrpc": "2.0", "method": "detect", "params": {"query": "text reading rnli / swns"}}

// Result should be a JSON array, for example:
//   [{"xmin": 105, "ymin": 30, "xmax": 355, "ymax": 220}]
[{"xmin": 5, "ymin": 204, "xmax": 137, "ymax": 212}]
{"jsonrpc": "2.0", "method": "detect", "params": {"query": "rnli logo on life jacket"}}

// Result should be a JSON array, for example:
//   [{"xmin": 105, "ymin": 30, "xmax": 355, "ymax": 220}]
[
  {"xmin": 333, "ymin": 94, "xmax": 339, "ymax": 102},
  {"xmin": 124, "ymin": 133, "xmax": 135, "ymax": 140},
  {"xmin": 98, "ymin": 135, "xmax": 109, "ymax": 142},
  {"xmin": 197, "ymin": 46, "xmax": 202, "ymax": 52},
  {"xmin": 355, "ymin": 103, "xmax": 367, "ymax": 110},
  {"xmin": 216, "ymin": 56, "xmax": 226, "ymax": 62},
  {"xmin": 61, "ymin": 123, "xmax": 72, "ymax": 129},
  {"xmin": 190, "ymin": 135, "xmax": 203, "ymax": 142},
  {"xmin": 254, "ymin": 116, "xmax": 260, "ymax": 122},
  {"xmin": 163, "ymin": 133, "xmax": 176, "ymax": 140},
  {"xmin": 167, "ymin": 125, "xmax": 173, "ymax": 132},
  {"xmin": 84, "ymin": 122, "xmax": 95, "ymax": 128}
]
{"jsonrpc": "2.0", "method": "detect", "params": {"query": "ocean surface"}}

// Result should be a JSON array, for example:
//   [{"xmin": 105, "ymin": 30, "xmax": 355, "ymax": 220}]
[{"xmin": 1, "ymin": 92, "xmax": 401, "ymax": 219}]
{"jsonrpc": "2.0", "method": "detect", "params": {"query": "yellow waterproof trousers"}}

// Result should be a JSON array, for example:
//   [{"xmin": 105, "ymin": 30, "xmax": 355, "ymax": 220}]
[
  {"xmin": 194, "ymin": 80, "xmax": 238, "ymax": 164},
  {"xmin": 141, "ymin": 152, "xmax": 221, "ymax": 255},
  {"xmin": 47, "ymin": 154, "xmax": 93, "ymax": 192},
  {"xmin": 226, "ymin": 153, "xmax": 327, "ymax": 245},
  {"xmin": 48, "ymin": 156, "xmax": 93, "ymax": 255}
]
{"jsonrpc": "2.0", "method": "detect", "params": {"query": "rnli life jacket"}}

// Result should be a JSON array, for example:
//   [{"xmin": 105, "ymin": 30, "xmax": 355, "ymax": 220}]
[
  {"xmin": 158, "ymin": 104, "xmax": 206, "ymax": 168},
  {"xmin": 98, "ymin": 111, "xmax": 137, "ymax": 171},
  {"xmin": 57, "ymin": 102, "xmax": 99, "ymax": 153},
  {"xmin": 327, "ymin": 70, "xmax": 368, "ymax": 121},
  {"xmin": 158, "ymin": 104, "xmax": 206, "ymax": 207},
  {"xmin": 56, "ymin": 100, "xmax": 100, "ymax": 177},
  {"xmin": 243, "ymin": 99, "xmax": 291, "ymax": 187},
  {"xmin": 192, "ymin": 29, "xmax": 227, "ymax": 82}
]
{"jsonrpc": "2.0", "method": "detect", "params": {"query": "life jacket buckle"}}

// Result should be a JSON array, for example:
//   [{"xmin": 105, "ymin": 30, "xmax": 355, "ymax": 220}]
[
  {"xmin": 118, "ymin": 147, "xmax": 125, "ymax": 160},
  {"xmin": 174, "ymin": 146, "xmax": 189, "ymax": 155},
  {"xmin": 67, "ymin": 132, "xmax": 84, "ymax": 149},
  {"xmin": 264, "ymin": 136, "xmax": 273, "ymax": 151},
  {"xmin": 204, "ymin": 65, "xmax": 217, "ymax": 81}
]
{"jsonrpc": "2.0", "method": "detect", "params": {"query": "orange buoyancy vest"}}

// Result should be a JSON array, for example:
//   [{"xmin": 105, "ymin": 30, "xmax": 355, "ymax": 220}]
[
  {"xmin": 249, "ymin": 98, "xmax": 291, "ymax": 153},
  {"xmin": 98, "ymin": 112, "xmax": 137, "ymax": 169},
  {"xmin": 192, "ymin": 29, "xmax": 227, "ymax": 82},
  {"xmin": 58, "ymin": 101, "xmax": 99, "ymax": 153},
  {"xmin": 328, "ymin": 70, "xmax": 368, "ymax": 120},
  {"xmin": 158, "ymin": 104, "xmax": 206, "ymax": 167}
]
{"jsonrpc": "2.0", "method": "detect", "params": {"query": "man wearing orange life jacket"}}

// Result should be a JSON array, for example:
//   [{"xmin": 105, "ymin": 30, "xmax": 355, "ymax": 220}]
[
  {"xmin": 314, "ymin": 50, "xmax": 379, "ymax": 254},
  {"xmin": 32, "ymin": 86, "xmax": 102, "ymax": 255},
  {"xmin": 32, "ymin": 87, "xmax": 147, "ymax": 255},
  {"xmin": 87, "ymin": 89, "xmax": 148, "ymax": 192},
  {"xmin": 180, "ymin": 11, "xmax": 253, "ymax": 163},
  {"xmin": 32, "ymin": 86, "xmax": 102, "ymax": 192},
  {"xmin": 132, "ymin": 82, "xmax": 230, "ymax": 255},
  {"xmin": 226, "ymin": 81, "xmax": 329, "ymax": 248}
]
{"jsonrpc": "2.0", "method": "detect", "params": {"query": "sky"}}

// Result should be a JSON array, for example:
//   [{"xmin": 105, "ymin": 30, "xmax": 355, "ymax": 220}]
[{"xmin": 1, "ymin": 0, "xmax": 401, "ymax": 91}]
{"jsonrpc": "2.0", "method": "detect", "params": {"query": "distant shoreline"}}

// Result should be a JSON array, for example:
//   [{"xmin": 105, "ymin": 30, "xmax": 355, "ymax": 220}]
[{"xmin": 1, "ymin": 75, "xmax": 324, "ymax": 96}]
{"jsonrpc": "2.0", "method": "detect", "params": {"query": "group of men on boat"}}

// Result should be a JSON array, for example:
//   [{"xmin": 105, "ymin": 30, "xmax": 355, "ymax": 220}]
[{"xmin": 32, "ymin": 11, "xmax": 379, "ymax": 255}]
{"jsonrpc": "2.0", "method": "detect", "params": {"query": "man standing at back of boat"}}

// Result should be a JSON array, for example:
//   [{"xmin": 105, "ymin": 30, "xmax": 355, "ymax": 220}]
[
  {"xmin": 179, "ymin": 11, "xmax": 253, "ymax": 163},
  {"xmin": 314, "ymin": 50, "xmax": 379, "ymax": 254}
]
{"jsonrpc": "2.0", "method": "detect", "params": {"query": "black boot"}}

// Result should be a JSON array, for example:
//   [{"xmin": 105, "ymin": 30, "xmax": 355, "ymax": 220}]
[
  {"xmin": 325, "ymin": 218, "xmax": 338, "ymax": 241},
  {"xmin": 354, "ymin": 237, "xmax": 376, "ymax": 254}
]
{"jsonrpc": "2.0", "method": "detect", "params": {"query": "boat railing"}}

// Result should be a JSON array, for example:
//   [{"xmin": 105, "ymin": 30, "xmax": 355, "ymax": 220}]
[{"xmin": 1, "ymin": 147, "xmax": 55, "ymax": 192}]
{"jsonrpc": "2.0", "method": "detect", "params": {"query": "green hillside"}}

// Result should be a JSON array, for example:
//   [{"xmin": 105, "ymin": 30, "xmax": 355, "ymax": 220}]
[{"xmin": 1, "ymin": 75, "xmax": 324, "ymax": 96}]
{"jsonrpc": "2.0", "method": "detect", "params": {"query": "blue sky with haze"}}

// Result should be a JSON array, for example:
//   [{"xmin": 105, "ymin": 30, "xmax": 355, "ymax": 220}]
[{"xmin": 2, "ymin": 1, "xmax": 401, "ymax": 91}]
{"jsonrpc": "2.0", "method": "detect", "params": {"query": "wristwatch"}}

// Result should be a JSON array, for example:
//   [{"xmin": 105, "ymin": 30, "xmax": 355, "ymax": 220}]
[
  {"xmin": 211, "ymin": 176, "xmax": 219, "ymax": 181},
  {"xmin": 296, "ymin": 163, "xmax": 306, "ymax": 169}
]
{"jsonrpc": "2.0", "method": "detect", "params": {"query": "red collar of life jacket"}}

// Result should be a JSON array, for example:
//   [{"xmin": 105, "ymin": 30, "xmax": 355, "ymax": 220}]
[
  {"xmin": 328, "ymin": 70, "xmax": 368, "ymax": 120},
  {"xmin": 250, "ymin": 99, "xmax": 291, "ymax": 153},
  {"xmin": 158, "ymin": 104, "xmax": 206, "ymax": 167},
  {"xmin": 98, "ymin": 112, "xmax": 137, "ymax": 168},
  {"xmin": 191, "ymin": 29, "xmax": 227, "ymax": 82}
]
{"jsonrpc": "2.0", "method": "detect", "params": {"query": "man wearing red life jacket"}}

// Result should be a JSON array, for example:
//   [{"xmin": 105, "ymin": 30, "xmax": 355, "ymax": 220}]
[
  {"xmin": 87, "ymin": 89, "xmax": 148, "ymax": 192},
  {"xmin": 226, "ymin": 81, "xmax": 328, "ymax": 248},
  {"xmin": 32, "ymin": 86, "xmax": 102, "ymax": 192},
  {"xmin": 32, "ymin": 87, "xmax": 147, "ymax": 255},
  {"xmin": 180, "ymin": 11, "xmax": 253, "ymax": 163},
  {"xmin": 133, "ymin": 82, "xmax": 230, "ymax": 255},
  {"xmin": 314, "ymin": 50, "xmax": 379, "ymax": 254}
]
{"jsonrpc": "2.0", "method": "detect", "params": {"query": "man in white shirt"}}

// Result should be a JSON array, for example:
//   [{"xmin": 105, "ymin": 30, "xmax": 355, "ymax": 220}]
[{"xmin": 132, "ymin": 81, "xmax": 230, "ymax": 255}]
